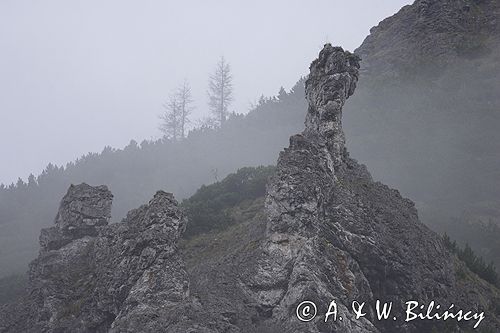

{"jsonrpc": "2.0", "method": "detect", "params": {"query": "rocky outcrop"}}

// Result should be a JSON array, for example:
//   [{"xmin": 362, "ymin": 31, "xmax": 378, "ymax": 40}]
[
  {"xmin": 241, "ymin": 46, "xmax": 377, "ymax": 332},
  {"xmin": 355, "ymin": 0, "xmax": 500, "ymax": 80},
  {"xmin": 303, "ymin": 46, "xmax": 360, "ymax": 169},
  {"xmin": 39, "ymin": 184, "xmax": 113, "ymax": 252},
  {"xmin": 239, "ymin": 44, "xmax": 500, "ymax": 332},
  {"xmin": 1, "ymin": 184, "xmax": 189, "ymax": 332}
]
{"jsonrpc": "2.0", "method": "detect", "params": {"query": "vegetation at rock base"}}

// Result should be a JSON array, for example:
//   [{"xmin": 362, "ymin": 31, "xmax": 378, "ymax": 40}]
[
  {"xmin": 443, "ymin": 233, "xmax": 499, "ymax": 286},
  {"xmin": 182, "ymin": 166, "xmax": 274, "ymax": 238}
]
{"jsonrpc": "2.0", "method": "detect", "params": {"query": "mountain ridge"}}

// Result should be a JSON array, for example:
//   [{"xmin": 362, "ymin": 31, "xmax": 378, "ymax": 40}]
[
  {"xmin": 2, "ymin": 44, "xmax": 499, "ymax": 333},
  {"xmin": 1, "ymin": 0, "xmax": 499, "ymax": 292}
]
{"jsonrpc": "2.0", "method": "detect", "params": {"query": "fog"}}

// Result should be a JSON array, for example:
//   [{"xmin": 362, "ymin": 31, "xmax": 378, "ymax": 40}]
[
  {"xmin": 0, "ymin": 0, "xmax": 412, "ymax": 185},
  {"xmin": 1, "ymin": 0, "xmax": 499, "ymax": 293}
]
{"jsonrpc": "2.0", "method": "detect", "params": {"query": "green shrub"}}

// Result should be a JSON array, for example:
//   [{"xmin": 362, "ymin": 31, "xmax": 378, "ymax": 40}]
[
  {"xmin": 443, "ymin": 233, "xmax": 499, "ymax": 286},
  {"xmin": 182, "ymin": 166, "xmax": 275, "ymax": 237}
]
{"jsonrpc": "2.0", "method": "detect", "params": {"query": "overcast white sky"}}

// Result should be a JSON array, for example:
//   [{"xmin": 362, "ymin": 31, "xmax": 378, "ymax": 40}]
[{"xmin": 0, "ymin": 0, "xmax": 412, "ymax": 185}]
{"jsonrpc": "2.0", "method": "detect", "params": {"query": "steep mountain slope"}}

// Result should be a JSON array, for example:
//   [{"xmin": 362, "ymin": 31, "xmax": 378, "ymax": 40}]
[
  {"xmin": 2, "ymin": 44, "xmax": 499, "ymax": 333},
  {"xmin": 355, "ymin": 0, "xmax": 500, "ymax": 78},
  {"xmin": 1, "ymin": 0, "xmax": 499, "ymax": 285},
  {"xmin": 348, "ymin": 0, "xmax": 500, "ymax": 197},
  {"xmin": 344, "ymin": 0, "xmax": 500, "ymax": 268}
]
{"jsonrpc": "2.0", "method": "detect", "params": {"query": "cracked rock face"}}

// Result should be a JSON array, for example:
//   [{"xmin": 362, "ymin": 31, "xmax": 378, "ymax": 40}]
[
  {"xmin": 40, "ymin": 184, "xmax": 113, "ymax": 252},
  {"xmin": 304, "ymin": 45, "xmax": 360, "ymax": 169},
  {"xmin": 242, "ymin": 44, "xmax": 500, "ymax": 333},
  {"xmin": 2, "ymin": 184, "xmax": 189, "ymax": 333},
  {"xmin": 244, "ymin": 45, "xmax": 378, "ymax": 333}
]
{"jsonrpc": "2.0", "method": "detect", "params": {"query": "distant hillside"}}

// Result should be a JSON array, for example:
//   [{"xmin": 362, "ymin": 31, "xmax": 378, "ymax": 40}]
[
  {"xmin": 0, "ymin": 80, "xmax": 306, "ymax": 278},
  {"xmin": 355, "ymin": 0, "xmax": 500, "ymax": 79},
  {"xmin": 344, "ymin": 0, "xmax": 500, "ymax": 267},
  {"xmin": 348, "ymin": 0, "xmax": 500, "ymax": 200}
]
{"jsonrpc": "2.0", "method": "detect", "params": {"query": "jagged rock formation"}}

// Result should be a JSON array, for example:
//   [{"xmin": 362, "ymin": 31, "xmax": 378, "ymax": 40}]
[
  {"xmin": 39, "ymin": 184, "xmax": 113, "ymax": 252},
  {"xmin": 239, "ymin": 45, "xmax": 500, "ymax": 332},
  {"xmin": 1, "ymin": 45, "xmax": 500, "ymax": 333},
  {"xmin": 0, "ymin": 184, "xmax": 190, "ymax": 332}
]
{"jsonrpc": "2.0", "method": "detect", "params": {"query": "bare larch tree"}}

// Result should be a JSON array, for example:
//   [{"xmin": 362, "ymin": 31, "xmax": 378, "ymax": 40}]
[
  {"xmin": 208, "ymin": 56, "xmax": 233, "ymax": 126},
  {"xmin": 159, "ymin": 81, "xmax": 194, "ymax": 140},
  {"xmin": 159, "ymin": 94, "xmax": 181, "ymax": 140},
  {"xmin": 177, "ymin": 80, "xmax": 194, "ymax": 139}
]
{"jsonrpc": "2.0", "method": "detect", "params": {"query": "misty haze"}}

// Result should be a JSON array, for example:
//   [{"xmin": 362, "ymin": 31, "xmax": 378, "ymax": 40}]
[
  {"xmin": 0, "ymin": 0, "xmax": 409, "ymax": 186},
  {"xmin": 1, "ymin": 1, "xmax": 499, "ymax": 332}
]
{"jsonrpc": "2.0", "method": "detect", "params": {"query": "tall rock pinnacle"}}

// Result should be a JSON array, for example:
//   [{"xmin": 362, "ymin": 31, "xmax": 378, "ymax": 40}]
[
  {"xmin": 265, "ymin": 45, "xmax": 362, "ymax": 237},
  {"xmin": 244, "ymin": 44, "xmax": 500, "ymax": 332},
  {"xmin": 304, "ymin": 44, "xmax": 360, "ymax": 169}
]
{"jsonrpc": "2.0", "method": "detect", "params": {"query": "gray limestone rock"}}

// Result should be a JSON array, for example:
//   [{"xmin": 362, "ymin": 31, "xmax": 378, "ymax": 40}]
[
  {"xmin": 1, "ymin": 186, "xmax": 189, "ymax": 332},
  {"xmin": 239, "ymin": 44, "xmax": 500, "ymax": 333},
  {"xmin": 40, "ymin": 183, "xmax": 112, "ymax": 252}
]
